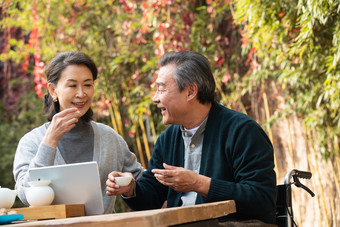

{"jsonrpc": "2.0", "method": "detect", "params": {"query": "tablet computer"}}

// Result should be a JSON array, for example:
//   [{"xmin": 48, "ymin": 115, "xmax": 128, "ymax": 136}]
[{"xmin": 28, "ymin": 161, "xmax": 104, "ymax": 215}]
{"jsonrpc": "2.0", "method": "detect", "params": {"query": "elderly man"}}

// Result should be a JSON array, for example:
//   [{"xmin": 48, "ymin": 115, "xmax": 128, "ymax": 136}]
[{"xmin": 106, "ymin": 51, "xmax": 277, "ymax": 225}]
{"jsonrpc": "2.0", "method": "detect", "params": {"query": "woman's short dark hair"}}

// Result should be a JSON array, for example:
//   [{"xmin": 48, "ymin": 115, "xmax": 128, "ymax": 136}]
[
  {"xmin": 158, "ymin": 51, "xmax": 215, "ymax": 104},
  {"xmin": 43, "ymin": 51, "xmax": 98, "ymax": 121}
]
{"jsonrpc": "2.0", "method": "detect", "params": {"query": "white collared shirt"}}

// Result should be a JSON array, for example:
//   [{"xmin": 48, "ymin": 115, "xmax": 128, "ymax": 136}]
[{"xmin": 180, "ymin": 118, "xmax": 207, "ymax": 206}]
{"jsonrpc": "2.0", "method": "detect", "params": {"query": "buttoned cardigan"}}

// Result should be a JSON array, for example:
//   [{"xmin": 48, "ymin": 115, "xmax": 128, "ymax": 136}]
[{"xmin": 124, "ymin": 101, "xmax": 277, "ymax": 224}]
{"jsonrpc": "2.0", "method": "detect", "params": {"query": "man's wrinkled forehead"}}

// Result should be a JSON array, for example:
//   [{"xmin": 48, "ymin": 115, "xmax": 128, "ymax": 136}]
[{"xmin": 156, "ymin": 64, "xmax": 176, "ymax": 84}]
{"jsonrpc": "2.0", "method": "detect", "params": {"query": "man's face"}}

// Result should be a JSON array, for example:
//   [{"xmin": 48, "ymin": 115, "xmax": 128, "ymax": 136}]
[{"xmin": 153, "ymin": 64, "xmax": 189, "ymax": 125}]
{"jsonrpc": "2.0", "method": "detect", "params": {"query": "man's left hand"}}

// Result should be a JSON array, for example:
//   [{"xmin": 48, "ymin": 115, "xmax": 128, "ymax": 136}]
[{"xmin": 152, "ymin": 163, "xmax": 211, "ymax": 197}]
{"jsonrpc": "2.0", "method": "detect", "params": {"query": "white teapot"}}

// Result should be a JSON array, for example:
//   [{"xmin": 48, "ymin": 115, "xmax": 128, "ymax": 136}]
[
  {"xmin": 0, "ymin": 186, "xmax": 19, "ymax": 208},
  {"xmin": 21, "ymin": 180, "xmax": 55, "ymax": 206}
]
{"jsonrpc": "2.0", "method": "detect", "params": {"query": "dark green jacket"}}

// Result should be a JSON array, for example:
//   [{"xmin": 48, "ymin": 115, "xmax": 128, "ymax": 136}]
[{"xmin": 124, "ymin": 101, "xmax": 277, "ymax": 224}]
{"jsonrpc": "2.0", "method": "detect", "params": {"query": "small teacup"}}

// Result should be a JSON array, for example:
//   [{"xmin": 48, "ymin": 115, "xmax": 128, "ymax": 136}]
[{"xmin": 115, "ymin": 176, "xmax": 133, "ymax": 186}]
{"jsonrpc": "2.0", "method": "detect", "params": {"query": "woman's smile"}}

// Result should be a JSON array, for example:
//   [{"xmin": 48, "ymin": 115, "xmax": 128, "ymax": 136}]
[
  {"xmin": 51, "ymin": 64, "xmax": 94, "ymax": 117},
  {"xmin": 73, "ymin": 101, "xmax": 86, "ymax": 108}
]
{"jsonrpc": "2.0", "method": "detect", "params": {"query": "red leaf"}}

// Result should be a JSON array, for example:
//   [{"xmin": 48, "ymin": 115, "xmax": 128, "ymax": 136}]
[
  {"xmin": 35, "ymin": 84, "xmax": 43, "ymax": 98},
  {"xmin": 142, "ymin": 23, "xmax": 148, "ymax": 33},
  {"xmin": 250, "ymin": 59, "xmax": 259, "ymax": 69},
  {"xmin": 215, "ymin": 56, "xmax": 224, "ymax": 66},
  {"xmin": 129, "ymin": 129, "xmax": 136, "ymax": 138},
  {"xmin": 222, "ymin": 74, "xmax": 231, "ymax": 85},
  {"xmin": 241, "ymin": 33, "xmax": 248, "ymax": 48},
  {"xmin": 22, "ymin": 63, "xmax": 28, "ymax": 71},
  {"xmin": 34, "ymin": 76, "xmax": 40, "ymax": 84},
  {"xmin": 183, "ymin": 12, "xmax": 193, "ymax": 26},
  {"xmin": 207, "ymin": 6, "xmax": 213, "ymax": 14},
  {"xmin": 142, "ymin": 1, "xmax": 148, "ymax": 9},
  {"xmin": 159, "ymin": 23, "xmax": 165, "ymax": 31}
]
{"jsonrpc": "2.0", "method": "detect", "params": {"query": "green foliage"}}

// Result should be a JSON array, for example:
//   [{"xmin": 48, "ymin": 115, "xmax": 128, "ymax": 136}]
[
  {"xmin": 0, "ymin": 0, "xmax": 246, "ymax": 197},
  {"xmin": 0, "ymin": 89, "xmax": 45, "ymax": 189},
  {"xmin": 1, "ymin": 0, "xmax": 339, "ymax": 213},
  {"xmin": 234, "ymin": 0, "xmax": 340, "ymax": 158},
  {"xmin": 1, "ymin": 0, "xmax": 246, "ymax": 137}
]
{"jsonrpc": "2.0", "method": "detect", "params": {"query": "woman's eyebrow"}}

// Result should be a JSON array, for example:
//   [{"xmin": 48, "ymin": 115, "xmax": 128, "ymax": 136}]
[{"xmin": 66, "ymin": 78, "xmax": 93, "ymax": 82}]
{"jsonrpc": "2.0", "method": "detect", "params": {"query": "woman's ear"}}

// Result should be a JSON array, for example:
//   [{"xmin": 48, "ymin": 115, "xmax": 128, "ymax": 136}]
[
  {"xmin": 186, "ymin": 83, "xmax": 198, "ymax": 101},
  {"xmin": 47, "ymin": 83, "xmax": 57, "ymax": 100}
]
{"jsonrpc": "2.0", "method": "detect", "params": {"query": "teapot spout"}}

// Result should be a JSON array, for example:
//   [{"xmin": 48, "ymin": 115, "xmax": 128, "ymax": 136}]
[
  {"xmin": 18, "ymin": 186, "xmax": 28, "ymax": 195},
  {"xmin": 13, "ymin": 189, "xmax": 19, "ymax": 195}
]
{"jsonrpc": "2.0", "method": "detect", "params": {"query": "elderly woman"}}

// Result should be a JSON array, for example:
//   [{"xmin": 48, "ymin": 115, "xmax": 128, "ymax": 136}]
[{"xmin": 13, "ymin": 51, "xmax": 144, "ymax": 213}]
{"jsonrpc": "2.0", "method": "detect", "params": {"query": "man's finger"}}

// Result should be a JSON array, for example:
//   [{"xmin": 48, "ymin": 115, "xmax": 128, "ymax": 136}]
[
  {"xmin": 152, "ymin": 168, "xmax": 168, "ymax": 175},
  {"xmin": 163, "ymin": 163, "xmax": 176, "ymax": 170},
  {"xmin": 154, "ymin": 173, "xmax": 174, "ymax": 183}
]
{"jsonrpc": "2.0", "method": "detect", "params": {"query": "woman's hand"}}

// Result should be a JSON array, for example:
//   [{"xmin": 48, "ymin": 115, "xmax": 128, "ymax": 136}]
[
  {"xmin": 42, "ymin": 108, "xmax": 82, "ymax": 148},
  {"xmin": 106, "ymin": 171, "xmax": 135, "ymax": 197}
]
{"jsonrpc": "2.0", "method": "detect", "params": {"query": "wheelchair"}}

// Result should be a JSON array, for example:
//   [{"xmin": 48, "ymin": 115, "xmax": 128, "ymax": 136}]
[{"xmin": 276, "ymin": 169, "xmax": 315, "ymax": 227}]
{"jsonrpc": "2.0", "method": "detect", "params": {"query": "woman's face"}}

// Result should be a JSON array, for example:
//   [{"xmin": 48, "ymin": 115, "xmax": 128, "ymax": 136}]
[{"xmin": 49, "ymin": 64, "xmax": 94, "ymax": 117}]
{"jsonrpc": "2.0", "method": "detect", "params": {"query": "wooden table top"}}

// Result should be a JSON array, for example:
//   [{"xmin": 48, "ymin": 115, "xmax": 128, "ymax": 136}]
[{"xmin": 7, "ymin": 200, "xmax": 236, "ymax": 227}]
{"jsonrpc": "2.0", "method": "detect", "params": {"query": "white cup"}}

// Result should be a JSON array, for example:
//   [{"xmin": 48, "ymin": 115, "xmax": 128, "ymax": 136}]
[{"xmin": 115, "ymin": 176, "xmax": 133, "ymax": 186}]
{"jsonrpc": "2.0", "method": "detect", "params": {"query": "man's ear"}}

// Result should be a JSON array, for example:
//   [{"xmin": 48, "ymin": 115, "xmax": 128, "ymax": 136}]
[{"xmin": 186, "ymin": 83, "xmax": 198, "ymax": 101}]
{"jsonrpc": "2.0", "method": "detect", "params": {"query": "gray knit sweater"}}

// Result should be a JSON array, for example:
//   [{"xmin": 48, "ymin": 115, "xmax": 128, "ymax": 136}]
[{"xmin": 13, "ymin": 121, "xmax": 144, "ymax": 213}]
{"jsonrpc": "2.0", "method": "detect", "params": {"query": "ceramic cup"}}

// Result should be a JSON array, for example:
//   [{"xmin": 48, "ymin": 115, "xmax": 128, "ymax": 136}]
[
  {"xmin": 0, "ymin": 187, "xmax": 19, "ymax": 209},
  {"xmin": 115, "ymin": 176, "xmax": 133, "ymax": 186}
]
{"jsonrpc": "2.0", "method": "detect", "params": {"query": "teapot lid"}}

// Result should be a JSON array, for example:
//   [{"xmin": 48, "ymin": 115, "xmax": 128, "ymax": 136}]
[{"xmin": 28, "ymin": 180, "xmax": 51, "ymax": 187}]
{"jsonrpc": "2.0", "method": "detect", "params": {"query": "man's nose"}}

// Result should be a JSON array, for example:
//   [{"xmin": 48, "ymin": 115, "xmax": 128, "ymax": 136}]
[{"xmin": 152, "ymin": 91, "xmax": 160, "ymax": 103}]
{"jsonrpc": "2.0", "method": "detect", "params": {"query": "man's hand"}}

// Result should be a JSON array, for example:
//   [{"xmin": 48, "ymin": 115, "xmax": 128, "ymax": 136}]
[
  {"xmin": 106, "ymin": 171, "xmax": 135, "ymax": 197},
  {"xmin": 152, "ymin": 163, "xmax": 211, "ymax": 197}
]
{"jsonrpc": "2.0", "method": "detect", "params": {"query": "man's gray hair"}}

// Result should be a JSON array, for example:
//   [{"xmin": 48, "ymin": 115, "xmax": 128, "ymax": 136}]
[{"xmin": 159, "ymin": 51, "xmax": 215, "ymax": 104}]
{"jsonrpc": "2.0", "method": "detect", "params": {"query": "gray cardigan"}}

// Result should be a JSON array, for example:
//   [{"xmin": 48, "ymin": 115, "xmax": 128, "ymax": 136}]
[{"xmin": 13, "ymin": 121, "xmax": 144, "ymax": 213}]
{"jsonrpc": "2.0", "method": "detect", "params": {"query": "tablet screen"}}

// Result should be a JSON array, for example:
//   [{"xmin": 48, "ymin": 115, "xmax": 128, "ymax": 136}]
[{"xmin": 28, "ymin": 161, "xmax": 104, "ymax": 215}]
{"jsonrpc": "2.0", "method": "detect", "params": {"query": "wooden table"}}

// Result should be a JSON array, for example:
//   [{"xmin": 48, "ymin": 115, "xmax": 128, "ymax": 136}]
[
  {"xmin": 7, "ymin": 200, "xmax": 236, "ymax": 227},
  {"xmin": 8, "ymin": 204, "xmax": 85, "ymax": 220}
]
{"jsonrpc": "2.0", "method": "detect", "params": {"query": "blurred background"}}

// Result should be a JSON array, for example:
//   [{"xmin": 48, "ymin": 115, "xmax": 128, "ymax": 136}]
[{"xmin": 0, "ymin": 0, "xmax": 339, "ymax": 226}]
